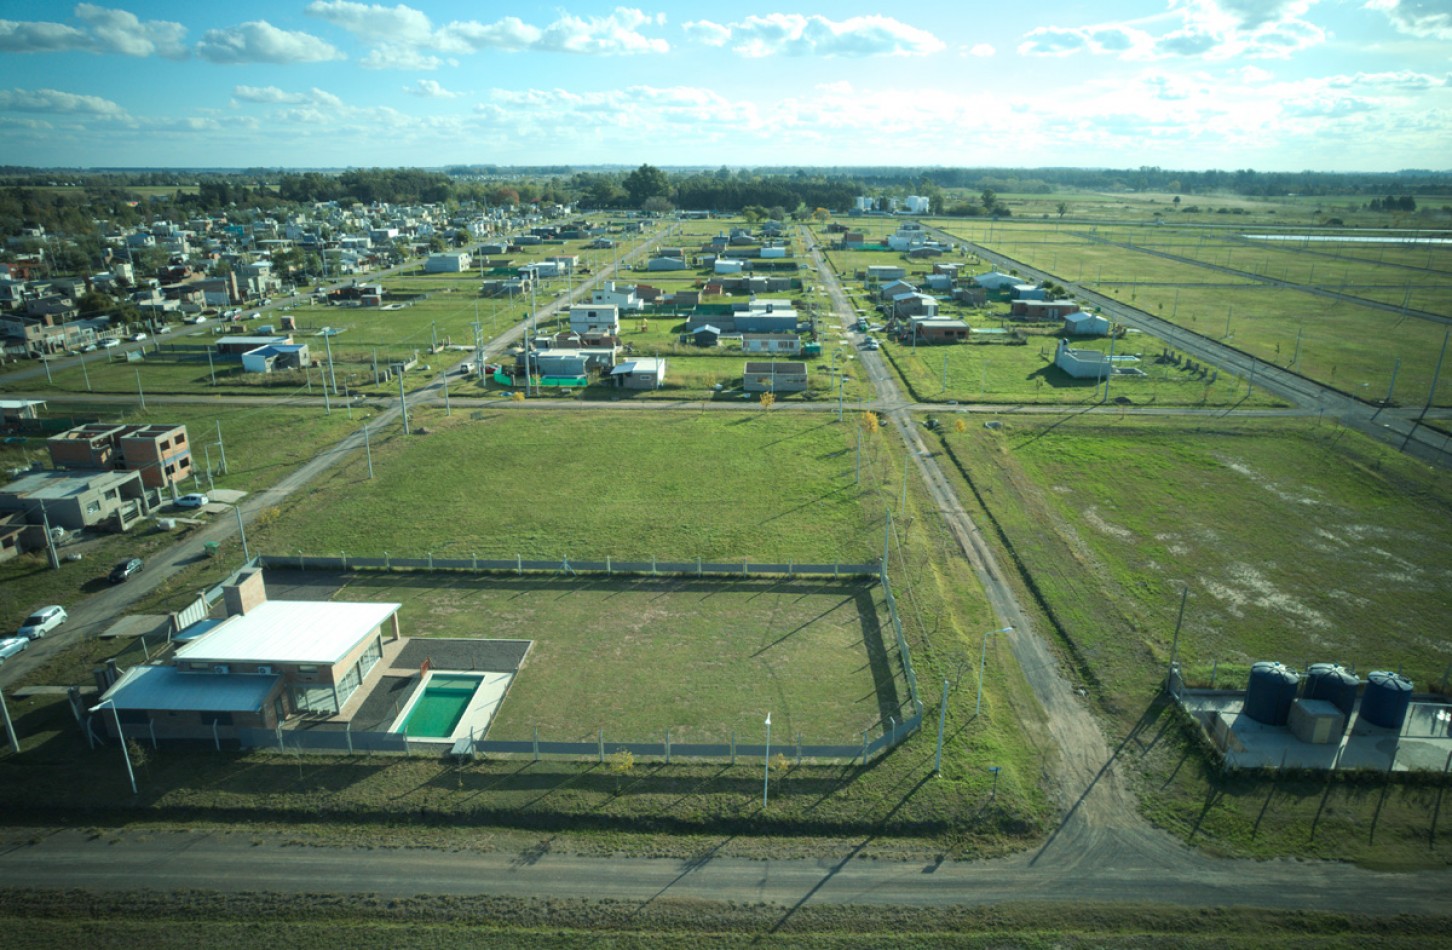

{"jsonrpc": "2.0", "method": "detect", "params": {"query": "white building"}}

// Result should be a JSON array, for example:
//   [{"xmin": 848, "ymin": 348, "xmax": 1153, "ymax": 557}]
[
  {"xmin": 568, "ymin": 304, "xmax": 620, "ymax": 335},
  {"xmin": 424, "ymin": 252, "xmax": 472, "ymax": 273}
]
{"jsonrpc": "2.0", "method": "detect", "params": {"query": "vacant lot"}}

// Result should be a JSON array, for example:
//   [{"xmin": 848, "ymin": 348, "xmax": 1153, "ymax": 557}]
[
  {"xmin": 276, "ymin": 569, "xmax": 902, "ymax": 744},
  {"xmin": 250, "ymin": 408, "xmax": 895, "ymax": 563},
  {"xmin": 935, "ymin": 413, "xmax": 1452, "ymax": 714}
]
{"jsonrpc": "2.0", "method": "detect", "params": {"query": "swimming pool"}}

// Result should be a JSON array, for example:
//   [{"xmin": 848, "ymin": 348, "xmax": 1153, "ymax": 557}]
[{"xmin": 400, "ymin": 674, "xmax": 484, "ymax": 738}]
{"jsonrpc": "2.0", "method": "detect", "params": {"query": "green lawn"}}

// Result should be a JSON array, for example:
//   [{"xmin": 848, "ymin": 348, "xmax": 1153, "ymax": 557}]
[{"xmin": 320, "ymin": 571, "xmax": 902, "ymax": 744}]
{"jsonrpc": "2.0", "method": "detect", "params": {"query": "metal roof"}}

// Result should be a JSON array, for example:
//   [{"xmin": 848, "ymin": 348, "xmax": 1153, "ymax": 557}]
[
  {"xmin": 99, "ymin": 664, "xmax": 278, "ymax": 713},
  {"xmin": 173, "ymin": 599, "xmax": 399, "ymax": 666}
]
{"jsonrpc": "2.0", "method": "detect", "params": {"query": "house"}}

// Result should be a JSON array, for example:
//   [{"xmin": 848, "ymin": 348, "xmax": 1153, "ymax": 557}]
[
  {"xmin": 424, "ymin": 252, "xmax": 472, "ymax": 273},
  {"xmin": 892, "ymin": 292, "xmax": 939, "ymax": 320},
  {"xmin": 866, "ymin": 265, "xmax": 906, "ymax": 283},
  {"xmin": 714, "ymin": 258, "xmax": 746, "ymax": 274},
  {"xmin": 242, "ymin": 343, "xmax": 311, "ymax": 373},
  {"xmin": 646, "ymin": 257, "xmax": 688, "ymax": 272},
  {"xmin": 1011, "ymin": 299, "xmax": 1080, "ymax": 320},
  {"xmin": 923, "ymin": 273, "xmax": 954, "ymax": 292},
  {"xmin": 94, "ymin": 571, "xmax": 401, "ymax": 739},
  {"xmin": 1011, "ymin": 284, "xmax": 1045, "ymax": 301},
  {"xmin": 1064, "ymin": 312, "xmax": 1111, "ymax": 336},
  {"xmin": 0, "ymin": 468, "xmax": 148, "ymax": 531},
  {"xmin": 589, "ymin": 281, "xmax": 643, "ymax": 312},
  {"xmin": 48, "ymin": 423, "xmax": 192, "ymax": 488},
  {"xmin": 610, "ymin": 357, "xmax": 666, "ymax": 390},
  {"xmin": 216, "ymin": 334, "xmax": 292, "ymax": 357},
  {"xmin": 908, "ymin": 318, "xmax": 970, "ymax": 344},
  {"xmin": 878, "ymin": 279, "xmax": 916, "ymax": 302},
  {"xmin": 1054, "ymin": 339, "xmax": 1110, "ymax": 380},
  {"xmin": 691, "ymin": 325, "xmax": 721, "ymax": 347},
  {"xmin": 527, "ymin": 349, "xmax": 591, "ymax": 378},
  {"xmin": 568, "ymin": 304, "xmax": 620, "ymax": 336},
  {"xmin": 742, "ymin": 361, "xmax": 808, "ymax": 393},
  {"xmin": 973, "ymin": 271, "xmax": 1021, "ymax": 291},
  {"xmin": 741, "ymin": 333, "xmax": 802, "ymax": 355},
  {"xmin": 0, "ymin": 398, "xmax": 46, "ymax": 424}
]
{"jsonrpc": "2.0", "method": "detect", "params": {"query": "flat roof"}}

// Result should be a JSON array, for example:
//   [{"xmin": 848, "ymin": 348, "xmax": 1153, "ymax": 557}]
[
  {"xmin": 744, "ymin": 361, "xmax": 806, "ymax": 373},
  {"xmin": 1, "ymin": 468, "xmax": 140, "ymax": 500},
  {"xmin": 100, "ymin": 664, "xmax": 278, "ymax": 713},
  {"xmin": 174, "ymin": 599, "xmax": 400, "ymax": 666}
]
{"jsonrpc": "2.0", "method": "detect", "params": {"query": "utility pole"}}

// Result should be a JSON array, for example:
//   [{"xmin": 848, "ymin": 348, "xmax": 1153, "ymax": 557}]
[
  {"xmin": 363, "ymin": 424, "xmax": 374, "ymax": 479},
  {"xmin": 324, "ymin": 330, "xmax": 338, "ymax": 395},
  {"xmin": 398, "ymin": 371, "xmax": 410, "ymax": 435},
  {"xmin": 80, "ymin": 356, "xmax": 91, "ymax": 392},
  {"xmin": 234, "ymin": 504, "xmax": 250, "ymax": 561},
  {"xmin": 207, "ymin": 349, "xmax": 216, "ymax": 386},
  {"xmin": 1418, "ymin": 326, "xmax": 1450, "ymax": 425},
  {"xmin": 934, "ymin": 677, "xmax": 949, "ymax": 775},
  {"xmin": 1167, "ymin": 586, "xmax": 1188, "ymax": 692},
  {"xmin": 135, "ymin": 368, "xmax": 145, "ymax": 410},
  {"xmin": 442, "ymin": 369, "xmax": 451, "ymax": 415},
  {"xmin": 215, "ymin": 420, "xmax": 227, "ymax": 474}
]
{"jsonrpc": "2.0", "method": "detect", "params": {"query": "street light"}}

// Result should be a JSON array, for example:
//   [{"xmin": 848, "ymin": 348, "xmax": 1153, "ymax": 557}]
[
  {"xmin": 988, "ymin": 765, "xmax": 1002, "ymax": 799},
  {"xmin": 975, "ymin": 626, "xmax": 1013, "ymax": 718},
  {"xmin": 90, "ymin": 699, "xmax": 137, "ymax": 795},
  {"xmin": 762, "ymin": 712, "xmax": 772, "ymax": 808}
]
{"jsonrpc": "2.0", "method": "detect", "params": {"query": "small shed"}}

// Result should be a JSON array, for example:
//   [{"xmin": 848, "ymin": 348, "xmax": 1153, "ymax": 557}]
[
  {"xmin": 742, "ymin": 361, "xmax": 808, "ymax": 394},
  {"xmin": 610, "ymin": 357, "xmax": 666, "ymax": 390},
  {"xmin": 692, "ymin": 325, "xmax": 721, "ymax": 347}
]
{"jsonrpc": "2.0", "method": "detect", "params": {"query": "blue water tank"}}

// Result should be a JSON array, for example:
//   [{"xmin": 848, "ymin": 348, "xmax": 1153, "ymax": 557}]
[
  {"xmin": 1244, "ymin": 661, "xmax": 1300, "ymax": 726},
  {"xmin": 1304, "ymin": 663, "xmax": 1360, "ymax": 719},
  {"xmin": 1360, "ymin": 671, "xmax": 1413, "ymax": 730}
]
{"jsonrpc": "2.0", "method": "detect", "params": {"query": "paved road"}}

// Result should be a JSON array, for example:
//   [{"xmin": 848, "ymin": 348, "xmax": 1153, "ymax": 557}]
[{"xmin": 1, "ymin": 827, "xmax": 1447, "ymax": 914}]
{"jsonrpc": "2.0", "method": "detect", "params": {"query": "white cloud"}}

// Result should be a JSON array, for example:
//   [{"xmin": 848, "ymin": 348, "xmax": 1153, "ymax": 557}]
[
  {"xmin": 74, "ymin": 4, "xmax": 188, "ymax": 59},
  {"xmin": 437, "ymin": 16, "xmax": 541, "ymax": 52},
  {"xmin": 404, "ymin": 79, "xmax": 458, "ymax": 98},
  {"xmin": 232, "ymin": 85, "xmax": 343, "ymax": 108},
  {"xmin": 0, "ymin": 87, "xmax": 128, "ymax": 116},
  {"xmin": 1021, "ymin": 1, "xmax": 1327, "ymax": 61},
  {"xmin": 966, "ymin": 43, "xmax": 995, "ymax": 57},
  {"xmin": 196, "ymin": 21, "xmax": 344, "ymax": 64},
  {"xmin": 361, "ymin": 47, "xmax": 445, "ymax": 70},
  {"xmin": 1325, "ymin": 69, "xmax": 1446, "ymax": 90},
  {"xmin": 0, "ymin": 6, "xmax": 186, "ymax": 57},
  {"xmin": 681, "ymin": 14, "xmax": 944, "ymax": 57},
  {"xmin": 535, "ymin": 8, "xmax": 668, "ymax": 54},
  {"xmin": 305, "ymin": 1, "xmax": 435, "ymax": 44},
  {"xmin": 1364, "ymin": 0, "xmax": 1452, "ymax": 40}
]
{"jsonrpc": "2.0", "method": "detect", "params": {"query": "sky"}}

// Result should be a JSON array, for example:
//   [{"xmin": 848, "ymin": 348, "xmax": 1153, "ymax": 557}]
[{"xmin": 0, "ymin": 1, "xmax": 1450, "ymax": 172}]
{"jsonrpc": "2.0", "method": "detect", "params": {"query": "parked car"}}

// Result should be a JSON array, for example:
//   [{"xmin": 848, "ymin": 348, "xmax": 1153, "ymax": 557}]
[
  {"xmin": 108, "ymin": 557, "xmax": 144, "ymax": 583},
  {"xmin": 0, "ymin": 637, "xmax": 28, "ymax": 662},
  {"xmin": 81, "ymin": 343, "xmax": 98, "ymax": 352},
  {"xmin": 130, "ymin": 332, "xmax": 148, "ymax": 342},
  {"xmin": 100, "ymin": 339, "xmax": 120, "ymax": 349},
  {"xmin": 174, "ymin": 492, "xmax": 209, "ymax": 509},
  {"xmin": 157, "ymin": 325, "xmax": 171, "ymax": 334},
  {"xmin": 17, "ymin": 605, "xmax": 67, "ymax": 639}
]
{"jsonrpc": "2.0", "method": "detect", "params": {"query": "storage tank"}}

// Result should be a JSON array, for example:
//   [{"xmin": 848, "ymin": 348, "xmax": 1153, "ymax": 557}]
[
  {"xmin": 1244, "ymin": 661, "xmax": 1300, "ymax": 725},
  {"xmin": 1360, "ymin": 671, "xmax": 1413, "ymax": 730},
  {"xmin": 1304, "ymin": 663, "xmax": 1360, "ymax": 719}
]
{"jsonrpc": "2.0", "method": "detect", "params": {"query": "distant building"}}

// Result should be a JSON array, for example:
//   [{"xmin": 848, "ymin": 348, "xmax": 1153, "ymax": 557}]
[{"xmin": 48, "ymin": 422, "xmax": 192, "ymax": 487}]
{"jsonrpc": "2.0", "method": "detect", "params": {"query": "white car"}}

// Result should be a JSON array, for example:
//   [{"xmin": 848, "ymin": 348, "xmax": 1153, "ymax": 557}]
[
  {"xmin": 130, "ymin": 332, "xmax": 148, "ymax": 342},
  {"xmin": 0, "ymin": 637, "xmax": 28, "ymax": 662},
  {"xmin": 100, "ymin": 339, "xmax": 120, "ymax": 349},
  {"xmin": 17, "ymin": 605, "xmax": 67, "ymax": 639},
  {"xmin": 174, "ymin": 492, "xmax": 209, "ymax": 509}
]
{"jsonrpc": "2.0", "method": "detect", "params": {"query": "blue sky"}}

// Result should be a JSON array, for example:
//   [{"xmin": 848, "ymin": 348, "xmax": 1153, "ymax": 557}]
[{"xmin": 1, "ymin": 1, "xmax": 1449, "ymax": 171}]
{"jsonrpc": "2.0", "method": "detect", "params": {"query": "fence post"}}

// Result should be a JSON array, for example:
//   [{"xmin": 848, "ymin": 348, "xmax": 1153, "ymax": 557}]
[
  {"xmin": 731, "ymin": 729, "xmax": 737, "ymax": 766},
  {"xmin": 346, "ymin": 721, "xmax": 353, "ymax": 755},
  {"xmin": 1211, "ymin": 659, "xmax": 1219, "ymax": 689},
  {"xmin": 889, "ymin": 716, "xmax": 897, "ymax": 746},
  {"xmin": 665, "ymin": 728, "xmax": 671, "ymax": 764},
  {"xmin": 652, "ymin": 555, "xmax": 657, "ymax": 575},
  {"xmin": 141, "ymin": 637, "xmax": 150, "ymax": 661},
  {"xmin": 533, "ymin": 726, "xmax": 539, "ymax": 762},
  {"xmin": 697, "ymin": 556, "xmax": 702, "ymax": 577},
  {"xmin": 298, "ymin": 552, "xmax": 304, "ymax": 571},
  {"xmin": 276, "ymin": 724, "xmax": 284, "ymax": 753},
  {"xmin": 598, "ymin": 728, "xmax": 604, "ymax": 764},
  {"xmin": 472, "ymin": 553, "xmax": 478, "ymax": 570},
  {"xmin": 384, "ymin": 551, "xmax": 389, "ymax": 569},
  {"xmin": 743, "ymin": 559, "xmax": 748, "ymax": 576},
  {"xmin": 862, "ymin": 729, "xmax": 869, "ymax": 764},
  {"xmin": 788, "ymin": 560, "xmax": 793, "ymax": 577},
  {"xmin": 607, "ymin": 555, "xmax": 612, "ymax": 575},
  {"xmin": 795, "ymin": 734, "xmax": 801, "ymax": 765},
  {"xmin": 428, "ymin": 551, "xmax": 433, "ymax": 570},
  {"xmin": 149, "ymin": 720, "xmax": 158, "ymax": 750},
  {"xmin": 342, "ymin": 551, "xmax": 347, "ymax": 571},
  {"xmin": 517, "ymin": 554, "xmax": 523, "ymax": 576},
  {"xmin": 213, "ymin": 720, "xmax": 220, "ymax": 752}
]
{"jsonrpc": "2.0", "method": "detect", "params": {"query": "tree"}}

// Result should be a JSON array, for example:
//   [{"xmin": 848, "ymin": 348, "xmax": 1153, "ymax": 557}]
[
  {"xmin": 759, "ymin": 392, "xmax": 776, "ymax": 410},
  {"xmin": 1056, "ymin": 202, "xmax": 1068, "ymax": 219},
  {"xmin": 641, "ymin": 195, "xmax": 675, "ymax": 215},
  {"xmin": 609, "ymin": 748, "xmax": 635, "ymax": 791},
  {"xmin": 861, "ymin": 411, "xmax": 880, "ymax": 434},
  {"xmin": 623, "ymin": 163, "xmax": 671, "ymax": 208}
]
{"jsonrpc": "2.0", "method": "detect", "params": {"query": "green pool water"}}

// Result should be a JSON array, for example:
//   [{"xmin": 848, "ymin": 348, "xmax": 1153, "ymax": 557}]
[{"xmin": 401, "ymin": 674, "xmax": 482, "ymax": 738}]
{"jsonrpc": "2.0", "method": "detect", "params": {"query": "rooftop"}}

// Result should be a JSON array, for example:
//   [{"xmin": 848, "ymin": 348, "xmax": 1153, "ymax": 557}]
[
  {"xmin": 174, "ymin": 599, "xmax": 400, "ymax": 666},
  {"xmin": 100, "ymin": 664, "xmax": 278, "ymax": 713},
  {"xmin": 0, "ymin": 468, "xmax": 140, "ymax": 500}
]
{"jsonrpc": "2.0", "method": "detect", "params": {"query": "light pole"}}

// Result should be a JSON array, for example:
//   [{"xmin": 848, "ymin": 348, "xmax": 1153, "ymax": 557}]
[
  {"xmin": 988, "ymin": 765, "xmax": 1001, "ymax": 799},
  {"xmin": 762, "ymin": 712, "xmax": 772, "ymax": 808},
  {"xmin": 976, "ymin": 626, "xmax": 1013, "ymax": 718},
  {"xmin": 91, "ymin": 699, "xmax": 137, "ymax": 794}
]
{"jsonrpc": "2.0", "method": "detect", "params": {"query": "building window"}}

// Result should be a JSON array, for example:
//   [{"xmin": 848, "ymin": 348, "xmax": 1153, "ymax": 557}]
[{"xmin": 86, "ymin": 501, "xmax": 101, "ymax": 514}]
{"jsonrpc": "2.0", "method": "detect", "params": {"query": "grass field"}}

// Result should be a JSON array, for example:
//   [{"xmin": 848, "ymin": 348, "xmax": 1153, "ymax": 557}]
[
  {"xmin": 934, "ymin": 414, "xmax": 1451, "ymax": 711},
  {"xmin": 247, "ymin": 407, "xmax": 895, "ymax": 562},
  {"xmin": 281, "ymin": 570, "xmax": 903, "ymax": 744}
]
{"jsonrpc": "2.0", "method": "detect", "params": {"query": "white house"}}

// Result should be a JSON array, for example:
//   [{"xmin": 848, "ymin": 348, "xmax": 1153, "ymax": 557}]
[
  {"xmin": 424, "ymin": 252, "xmax": 472, "ymax": 273},
  {"xmin": 568, "ymin": 304, "xmax": 620, "ymax": 335},
  {"xmin": 973, "ymin": 271, "xmax": 1021, "ymax": 291},
  {"xmin": 589, "ymin": 282, "xmax": 643, "ymax": 312},
  {"xmin": 1064, "ymin": 312, "xmax": 1111, "ymax": 336},
  {"xmin": 714, "ymin": 258, "xmax": 746, "ymax": 274},
  {"xmin": 1054, "ymin": 339, "xmax": 1110, "ymax": 380},
  {"xmin": 904, "ymin": 195, "xmax": 931, "ymax": 214}
]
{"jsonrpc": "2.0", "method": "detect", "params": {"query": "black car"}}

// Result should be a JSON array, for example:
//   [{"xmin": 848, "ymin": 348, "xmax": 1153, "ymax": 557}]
[{"xmin": 109, "ymin": 557, "xmax": 144, "ymax": 583}]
